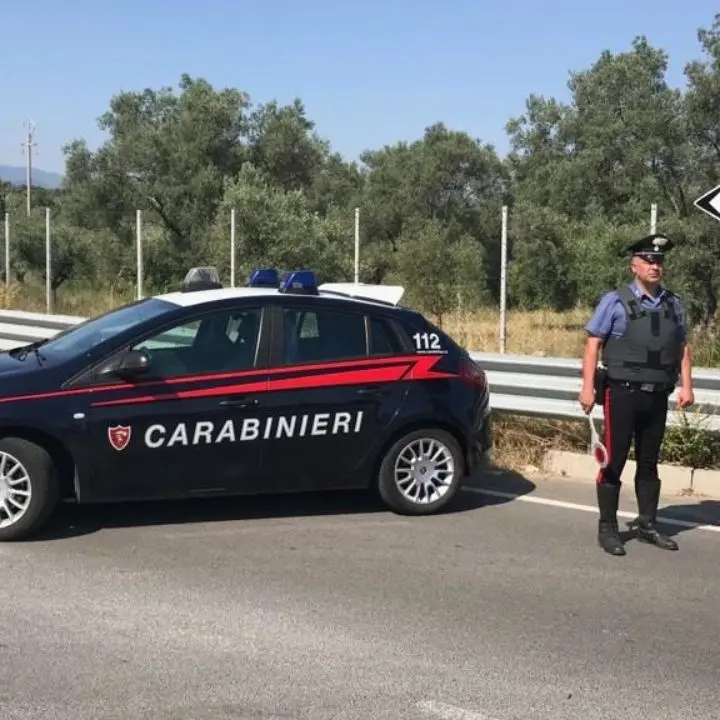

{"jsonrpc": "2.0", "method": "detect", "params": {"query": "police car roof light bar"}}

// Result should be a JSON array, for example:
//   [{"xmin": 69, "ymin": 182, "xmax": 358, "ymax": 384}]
[
  {"xmin": 181, "ymin": 266, "xmax": 223, "ymax": 293},
  {"xmin": 248, "ymin": 268, "xmax": 280, "ymax": 288},
  {"xmin": 279, "ymin": 270, "xmax": 318, "ymax": 295}
]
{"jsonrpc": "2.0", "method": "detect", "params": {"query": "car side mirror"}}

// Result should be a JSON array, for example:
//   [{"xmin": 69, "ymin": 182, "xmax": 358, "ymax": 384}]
[
  {"xmin": 119, "ymin": 349, "xmax": 151, "ymax": 376},
  {"xmin": 97, "ymin": 349, "xmax": 152, "ymax": 380}
]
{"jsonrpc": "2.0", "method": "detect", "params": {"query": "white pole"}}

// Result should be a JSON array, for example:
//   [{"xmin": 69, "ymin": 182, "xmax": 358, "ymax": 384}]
[
  {"xmin": 230, "ymin": 208, "xmax": 236, "ymax": 288},
  {"xmin": 136, "ymin": 209, "xmax": 143, "ymax": 300},
  {"xmin": 650, "ymin": 203, "xmax": 657, "ymax": 234},
  {"xmin": 499, "ymin": 206, "xmax": 508, "ymax": 354},
  {"xmin": 45, "ymin": 207, "xmax": 51, "ymax": 313},
  {"xmin": 3, "ymin": 212, "xmax": 8, "ymax": 290},
  {"xmin": 500, "ymin": 205, "xmax": 507, "ymax": 353},
  {"xmin": 354, "ymin": 207, "xmax": 360, "ymax": 284}
]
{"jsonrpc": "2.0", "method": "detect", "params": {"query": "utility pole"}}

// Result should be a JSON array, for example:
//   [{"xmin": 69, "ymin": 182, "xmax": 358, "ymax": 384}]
[{"xmin": 21, "ymin": 121, "xmax": 37, "ymax": 216}]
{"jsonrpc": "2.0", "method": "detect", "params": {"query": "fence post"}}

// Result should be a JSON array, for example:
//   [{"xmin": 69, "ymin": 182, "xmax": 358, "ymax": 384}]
[
  {"xmin": 45, "ymin": 207, "xmax": 51, "ymax": 313},
  {"xmin": 3, "ymin": 212, "xmax": 8, "ymax": 290},
  {"xmin": 230, "ymin": 208, "xmax": 236, "ymax": 288},
  {"xmin": 136, "ymin": 209, "xmax": 143, "ymax": 300},
  {"xmin": 354, "ymin": 207, "xmax": 360, "ymax": 284},
  {"xmin": 500, "ymin": 205, "xmax": 508, "ymax": 354}
]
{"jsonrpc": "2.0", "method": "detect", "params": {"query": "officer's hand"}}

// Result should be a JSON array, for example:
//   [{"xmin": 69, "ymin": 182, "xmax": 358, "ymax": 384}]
[
  {"xmin": 676, "ymin": 386, "xmax": 694, "ymax": 409},
  {"xmin": 579, "ymin": 386, "xmax": 595, "ymax": 414}
]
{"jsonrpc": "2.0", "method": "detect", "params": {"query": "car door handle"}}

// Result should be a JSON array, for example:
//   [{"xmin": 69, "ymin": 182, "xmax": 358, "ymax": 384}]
[
  {"xmin": 219, "ymin": 397, "xmax": 259, "ymax": 409},
  {"xmin": 356, "ymin": 387, "xmax": 390, "ymax": 397}
]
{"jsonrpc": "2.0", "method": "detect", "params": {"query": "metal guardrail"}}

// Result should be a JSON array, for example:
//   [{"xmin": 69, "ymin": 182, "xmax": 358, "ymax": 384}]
[
  {"xmin": 0, "ymin": 309, "xmax": 718, "ymax": 431},
  {"xmin": 473, "ymin": 351, "xmax": 720, "ymax": 431}
]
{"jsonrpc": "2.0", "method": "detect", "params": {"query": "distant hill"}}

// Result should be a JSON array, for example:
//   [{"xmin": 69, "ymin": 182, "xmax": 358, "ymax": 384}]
[{"xmin": 0, "ymin": 165, "xmax": 63, "ymax": 189}]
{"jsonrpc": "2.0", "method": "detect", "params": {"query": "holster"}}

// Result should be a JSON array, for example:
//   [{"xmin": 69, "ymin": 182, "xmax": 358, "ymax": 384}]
[{"xmin": 594, "ymin": 365, "xmax": 607, "ymax": 400}]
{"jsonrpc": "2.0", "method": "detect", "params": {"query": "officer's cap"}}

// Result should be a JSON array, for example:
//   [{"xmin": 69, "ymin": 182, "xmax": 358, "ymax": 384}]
[{"xmin": 621, "ymin": 233, "xmax": 674, "ymax": 259}]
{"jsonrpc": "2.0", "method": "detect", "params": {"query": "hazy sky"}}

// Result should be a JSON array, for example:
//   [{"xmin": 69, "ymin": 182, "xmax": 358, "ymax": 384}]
[{"xmin": 1, "ymin": 0, "xmax": 717, "ymax": 174}]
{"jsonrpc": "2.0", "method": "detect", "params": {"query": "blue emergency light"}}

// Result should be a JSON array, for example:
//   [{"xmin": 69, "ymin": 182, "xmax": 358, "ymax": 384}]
[
  {"xmin": 279, "ymin": 270, "xmax": 318, "ymax": 295},
  {"xmin": 247, "ymin": 268, "xmax": 280, "ymax": 288}
]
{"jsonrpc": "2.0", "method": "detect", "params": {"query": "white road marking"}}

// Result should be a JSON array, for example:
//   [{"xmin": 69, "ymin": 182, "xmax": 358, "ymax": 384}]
[
  {"xmin": 156, "ymin": 516, "xmax": 413, "ymax": 538},
  {"xmin": 416, "ymin": 700, "xmax": 498, "ymax": 720},
  {"xmin": 462, "ymin": 487, "xmax": 720, "ymax": 534}
]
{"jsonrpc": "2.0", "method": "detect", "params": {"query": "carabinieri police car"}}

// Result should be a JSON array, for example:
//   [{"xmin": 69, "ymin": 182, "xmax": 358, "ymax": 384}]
[{"xmin": 0, "ymin": 267, "xmax": 491, "ymax": 540}]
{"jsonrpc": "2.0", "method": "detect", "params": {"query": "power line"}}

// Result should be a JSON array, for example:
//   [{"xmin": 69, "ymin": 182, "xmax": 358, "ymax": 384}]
[{"xmin": 21, "ymin": 121, "xmax": 37, "ymax": 216}]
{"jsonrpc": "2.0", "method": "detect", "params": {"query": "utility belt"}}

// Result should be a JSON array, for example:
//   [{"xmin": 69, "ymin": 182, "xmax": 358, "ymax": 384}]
[
  {"xmin": 594, "ymin": 366, "xmax": 674, "ymax": 395},
  {"xmin": 607, "ymin": 379, "xmax": 675, "ymax": 394}
]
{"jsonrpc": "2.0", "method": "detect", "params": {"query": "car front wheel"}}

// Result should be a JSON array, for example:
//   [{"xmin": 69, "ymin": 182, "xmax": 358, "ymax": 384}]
[
  {"xmin": 0, "ymin": 438, "xmax": 59, "ymax": 541},
  {"xmin": 376, "ymin": 428, "xmax": 464, "ymax": 515}
]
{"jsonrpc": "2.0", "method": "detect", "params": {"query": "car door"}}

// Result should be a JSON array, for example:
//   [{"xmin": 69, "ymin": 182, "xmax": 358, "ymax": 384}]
[
  {"xmin": 78, "ymin": 303, "xmax": 271, "ymax": 502},
  {"xmin": 258, "ymin": 302, "xmax": 410, "ymax": 492}
]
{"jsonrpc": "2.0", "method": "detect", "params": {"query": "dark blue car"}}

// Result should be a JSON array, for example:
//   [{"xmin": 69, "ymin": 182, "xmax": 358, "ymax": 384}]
[{"xmin": 0, "ymin": 268, "xmax": 491, "ymax": 540}]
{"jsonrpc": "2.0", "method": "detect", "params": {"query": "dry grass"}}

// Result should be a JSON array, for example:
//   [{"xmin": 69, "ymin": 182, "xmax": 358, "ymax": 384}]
[
  {"xmin": 443, "ymin": 307, "xmax": 590, "ymax": 358},
  {"xmin": 490, "ymin": 415, "xmax": 589, "ymax": 471},
  {"xmin": 443, "ymin": 307, "xmax": 720, "ymax": 366},
  {"xmin": 0, "ymin": 283, "xmax": 136, "ymax": 317},
  {"xmin": 490, "ymin": 412, "xmax": 720, "ymax": 473}
]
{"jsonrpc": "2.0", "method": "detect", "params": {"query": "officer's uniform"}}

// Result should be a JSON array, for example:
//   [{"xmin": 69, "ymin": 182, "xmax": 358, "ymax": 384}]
[{"xmin": 585, "ymin": 234, "xmax": 684, "ymax": 555}]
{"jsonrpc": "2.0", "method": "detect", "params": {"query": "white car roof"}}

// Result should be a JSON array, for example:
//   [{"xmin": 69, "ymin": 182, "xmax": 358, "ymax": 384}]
[{"xmin": 154, "ymin": 282, "xmax": 406, "ymax": 310}]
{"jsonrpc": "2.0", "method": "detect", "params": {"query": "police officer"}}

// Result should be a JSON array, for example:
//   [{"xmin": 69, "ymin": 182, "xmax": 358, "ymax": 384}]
[{"xmin": 579, "ymin": 233, "xmax": 695, "ymax": 556}]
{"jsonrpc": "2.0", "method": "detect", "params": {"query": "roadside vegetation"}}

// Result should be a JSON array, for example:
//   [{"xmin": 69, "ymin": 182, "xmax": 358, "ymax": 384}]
[{"xmin": 3, "ymin": 13, "xmax": 720, "ymax": 472}]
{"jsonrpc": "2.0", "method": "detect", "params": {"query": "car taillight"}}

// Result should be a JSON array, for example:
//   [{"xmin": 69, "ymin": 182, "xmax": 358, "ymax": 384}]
[{"xmin": 459, "ymin": 356, "xmax": 487, "ymax": 391}]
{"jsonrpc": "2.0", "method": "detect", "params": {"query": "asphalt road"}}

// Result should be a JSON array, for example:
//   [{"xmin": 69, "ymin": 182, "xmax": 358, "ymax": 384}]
[{"xmin": 1, "ymin": 470, "xmax": 719, "ymax": 720}]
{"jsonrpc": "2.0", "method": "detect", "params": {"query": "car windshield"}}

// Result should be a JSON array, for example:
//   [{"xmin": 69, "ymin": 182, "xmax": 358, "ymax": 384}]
[{"xmin": 29, "ymin": 298, "xmax": 178, "ymax": 359}]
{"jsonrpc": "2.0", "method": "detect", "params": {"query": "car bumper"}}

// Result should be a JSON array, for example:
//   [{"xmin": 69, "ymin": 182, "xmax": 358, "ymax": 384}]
[{"xmin": 466, "ymin": 412, "xmax": 492, "ymax": 474}]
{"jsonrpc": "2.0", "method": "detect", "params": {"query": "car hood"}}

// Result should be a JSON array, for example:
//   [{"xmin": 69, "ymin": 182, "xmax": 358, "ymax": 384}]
[{"xmin": 0, "ymin": 349, "xmax": 61, "ymax": 389}]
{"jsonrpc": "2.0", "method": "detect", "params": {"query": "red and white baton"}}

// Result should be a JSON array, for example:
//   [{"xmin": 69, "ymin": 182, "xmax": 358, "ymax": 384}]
[{"xmin": 587, "ymin": 413, "xmax": 608, "ymax": 468}]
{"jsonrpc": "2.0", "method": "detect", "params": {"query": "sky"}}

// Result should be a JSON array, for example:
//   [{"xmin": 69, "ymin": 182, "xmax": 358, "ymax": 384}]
[{"xmin": 1, "ymin": 0, "xmax": 717, "ymax": 176}]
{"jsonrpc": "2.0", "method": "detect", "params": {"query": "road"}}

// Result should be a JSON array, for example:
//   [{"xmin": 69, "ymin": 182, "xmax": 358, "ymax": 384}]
[{"xmin": 1, "ymin": 470, "xmax": 719, "ymax": 720}]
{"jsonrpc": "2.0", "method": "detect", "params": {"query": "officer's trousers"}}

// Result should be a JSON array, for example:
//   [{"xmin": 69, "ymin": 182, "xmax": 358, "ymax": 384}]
[{"xmin": 596, "ymin": 381, "xmax": 670, "ymax": 524}]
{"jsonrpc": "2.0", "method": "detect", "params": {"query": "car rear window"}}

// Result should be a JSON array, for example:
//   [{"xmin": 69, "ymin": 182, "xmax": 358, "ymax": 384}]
[{"xmin": 369, "ymin": 316, "xmax": 405, "ymax": 356}]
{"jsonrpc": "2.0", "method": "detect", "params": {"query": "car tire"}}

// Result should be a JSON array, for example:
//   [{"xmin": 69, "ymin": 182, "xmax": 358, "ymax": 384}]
[
  {"xmin": 0, "ymin": 437, "xmax": 59, "ymax": 541},
  {"xmin": 376, "ymin": 428, "xmax": 464, "ymax": 515}
]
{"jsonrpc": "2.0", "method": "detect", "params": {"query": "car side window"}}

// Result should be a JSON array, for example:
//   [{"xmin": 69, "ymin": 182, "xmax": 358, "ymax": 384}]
[
  {"xmin": 369, "ymin": 316, "xmax": 405, "ymax": 356},
  {"xmin": 282, "ymin": 307, "xmax": 367, "ymax": 364},
  {"xmin": 130, "ymin": 307, "xmax": 262, "ymax": 377}
]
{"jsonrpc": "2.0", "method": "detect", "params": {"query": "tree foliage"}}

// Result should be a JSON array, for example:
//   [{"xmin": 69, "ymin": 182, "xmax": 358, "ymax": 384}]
[{"xmin": 4, "ymin": 15, "xmax": 720, "ymax": 329}]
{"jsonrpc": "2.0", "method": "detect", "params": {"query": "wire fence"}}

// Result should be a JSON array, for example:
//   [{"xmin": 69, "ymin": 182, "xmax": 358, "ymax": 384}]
[{"xmin": 1, "ymin": 202, "xmax": 663, "ymax": 353}]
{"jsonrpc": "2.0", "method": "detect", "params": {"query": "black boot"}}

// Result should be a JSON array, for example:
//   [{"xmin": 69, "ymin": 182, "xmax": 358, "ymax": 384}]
[
  {"xmin": 636, "ymin": 479, "xmax": 678, "ymax": 551},
  {"xmin": 597, "ymin": 483, "xmax": 625, "ymax": 556}
]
